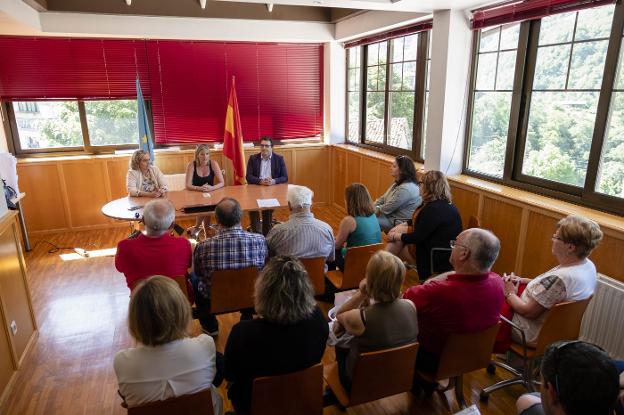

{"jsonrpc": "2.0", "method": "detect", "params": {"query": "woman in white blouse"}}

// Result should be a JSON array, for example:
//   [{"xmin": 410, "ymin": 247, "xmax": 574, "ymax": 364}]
[
  {"xmin": 126, "ymin": 150, "xmax": 167, "ymax": 198},
  {"xmin": 114, "ymin": 276, "xmax": 223, "ymax": 414},
  {"xmin": 503, "ymin": 215, "xmax": 603, "ymax": 345}
]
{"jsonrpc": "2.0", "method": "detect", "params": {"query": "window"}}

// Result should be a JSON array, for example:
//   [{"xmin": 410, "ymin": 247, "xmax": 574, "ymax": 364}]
[
  {"xmin": 8, "ymin": 99, "xmax": 141, "ymax": 154},
  {"xmin": 347, "ymin": 46, "xmax": 362, "ymax": 143},
  {"xmin": 345, "ymin": 30, "xmax": 430, "ymax": 160},
  {"xmin": 465, "ymin": 3, "xmax": 623, "ymax": 214},
  {"xmin": 422, "ymin": 32, "xmax": 432, "ymax": 159}
]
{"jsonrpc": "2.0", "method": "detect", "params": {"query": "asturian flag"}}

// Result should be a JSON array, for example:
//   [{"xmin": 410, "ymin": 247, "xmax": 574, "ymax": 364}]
[
  {"xmin": 223, "ymin": 76, "xmax": 247, "ymax": 185},
  {"xmin": 136, "ymin": 78, "xmax": 154, "ymax": 161}
]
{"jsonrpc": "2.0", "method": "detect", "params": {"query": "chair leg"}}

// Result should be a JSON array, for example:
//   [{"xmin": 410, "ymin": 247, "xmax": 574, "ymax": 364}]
[
  {"xmin": 525, "ymin": 359, "xmax": 536, "ymax": 392},
  {"xmin": 454, "ymin": 375, "xmax": 467, "ymax": 409},
  {"xmin": 480, "ymin": 376, "xmax": 525, "ymax": 401}
]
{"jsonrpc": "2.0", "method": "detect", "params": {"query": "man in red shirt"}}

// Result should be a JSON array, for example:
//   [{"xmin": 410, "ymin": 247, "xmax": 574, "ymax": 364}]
[
  {"xmin": 115, "ymin": 199, "xmax": 192, "ymax": 290},
  {"xmin": 403, "ymin": 228, "xmax": 504, "ymax": 379}
]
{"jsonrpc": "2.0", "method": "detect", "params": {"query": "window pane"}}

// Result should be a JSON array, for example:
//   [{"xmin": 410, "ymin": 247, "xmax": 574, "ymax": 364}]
[
  {"xmin": 496, "ymin": 51, "xmax": 517, "ymax": 90},
  {"xmin": 365, "ymin": 92, "xmax": 385, "ymax": 143},
  {"xmin": 523, "ymin": 91, "xmax": 599, "ymax": 187},
  {"xmin": 85, "ymin": 100, "xmax": 138, "ymax": 146},
  {"xmin": 378, "ymin": 41, "xmax": 387, "ymax": 64},
  {"xmin": 615, "ymin": 39, "xmax": 624, "ymax": 89},
  {"xmin": 533, "ymin": 45, "xmax": 571, "ymax": 90},
  {"xmin": 12, "ymin": 101, "xmax": 82, "ymax": 149},
  {"xmin": 348, "ymin": 92, "xmax": 361, "ymax": 143},
  {"xmin": 476, "ymin": 53, "xmax": 497, "ymax": 90},
  {"xmin": 388, "ymin": 92, "xmax": 414, "ymax": 150},
  {"xmin": 404, "ymin": 34, "xmax": 417, "ymax": 61},
  {"xmin": 367, "ymin": 43, "xmax": 379, "ymax": 66},
  {"xmin": 479, "ymin": 27, "xmax": 500, "ymax": 53},
  {"xmin": 568, "ymin": 40, "xmax": 609, "ymax": 90},
  {"xmin": 390, "ymin": 63, "xmax": 403, "ymax": 91},
  {"xmin": 467, "ymin": 92, "xmax": 511, "ymax": 178},
  {"xmin": 391, "ymin": 37, "xmax": 404, "ymax": 63},
  {"xmin": 500, "ymin": 24, "xmax": 520, "ymax": 50},
  {"xmin": 367, "ymin": 66, "xmax": 378, "ymax": 91},
  {"xmin": 348, "ymin": 46, "xmax": 361, "ymax": 69},
  {"xmin": 377, "ymin": 65, "xmax": 387, "ymax": 91},
  {"xmin": 403, "ymin": 61, "xmax": 416, "ymax": 90},
  {"xmin": 539, "ymin": 12, "xmax": 575, "ymax": 45},
  {"xmin": 575, "ymin": 5, "xmax": 614, "ymax": 41},
  {"xmin": 597, "ymin": 92, "xmax": 624, "ymax": 198}
]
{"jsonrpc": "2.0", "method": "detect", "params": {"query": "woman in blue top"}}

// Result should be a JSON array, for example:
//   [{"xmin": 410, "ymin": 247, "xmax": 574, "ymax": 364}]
[{"xmin": 333, "ymin": 183, "xmax": 382, "ymax": 270}]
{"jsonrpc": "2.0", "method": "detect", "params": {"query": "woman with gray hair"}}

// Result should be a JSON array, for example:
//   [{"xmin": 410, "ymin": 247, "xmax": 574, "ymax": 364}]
[
  {"xmin": 224, "ymin": 256, "xmax": 328, "ymax": 415},
  {"xmin": 126, "ymin": 149, "xmax": 167, "ymax": 198}
]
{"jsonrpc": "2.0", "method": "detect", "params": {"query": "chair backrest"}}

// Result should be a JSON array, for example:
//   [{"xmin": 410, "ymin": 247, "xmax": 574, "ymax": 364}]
[
  {"xmin": 430, "ymin": 247, "xmax": 452, "ymax": 277},
  {"xmin": 349, "ymin": 342, "xmax": 419, "ymax": 406},
  {"xmin": 164, "ymin": 173, "xmax": 187, "ymax": 192},
  {"xmin": 210, "ymin": 267, "xmax": 258, "ymax": 314},
  {"xmin": 127, "ymin": 388, "xmax": 214, "ymax": 415},
  {"xmin": 534, "ymin": 297, "xmax": 592, "ymax": 356},
  {"xmin": 250, "ymin": 363, "xmax": 323, "ymax": 415},
  {"xmin": 435, "ymin": 322, "xmax": 500, "ymax": 381},
  {"xmin": 467, "ymin": 215, "xmax": 480, "ymax": 229},
  {"xmin": 299, "ymin": 257, "xmax": 325, "ymax": 295},
  {"xmin": 172, "ymin": 275, "xmax": 192, "ymax": 302},
  {"xmin": 342, "ymin": 243, "xmax": 385, "ymax": 289}
]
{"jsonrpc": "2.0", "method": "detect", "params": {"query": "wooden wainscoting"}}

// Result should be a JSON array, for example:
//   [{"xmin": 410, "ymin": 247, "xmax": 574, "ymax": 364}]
[
  {"xmin": 16, "ymin": 143, "xmax": 329, "ymax": 234},
  {"xmin": 331, "ymin": 144, "xmax": 624, "ymax": 283}
]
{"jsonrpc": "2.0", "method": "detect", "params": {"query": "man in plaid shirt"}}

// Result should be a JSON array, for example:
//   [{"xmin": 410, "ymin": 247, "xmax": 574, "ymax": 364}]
[{"xmin": 193, "ymin": 197, "xmax": 267, "ymax": 335}]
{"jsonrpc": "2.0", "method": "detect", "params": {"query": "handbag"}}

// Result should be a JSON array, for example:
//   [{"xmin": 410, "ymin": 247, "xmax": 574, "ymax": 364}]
[{"xmin": 3, "ymin": 179, "xmax": 17, "ymax": 210}]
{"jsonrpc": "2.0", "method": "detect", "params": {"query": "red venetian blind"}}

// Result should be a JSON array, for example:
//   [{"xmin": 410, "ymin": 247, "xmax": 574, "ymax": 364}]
[
  {"xmin": 471, "ymin": 0, "xmax": 616, "ymax": 29},
  {"xmin": 147, "ymin": 40, "xmax": 323, "ymax": 144},
  {"xmin": 344, "ymin": 20, "xmax": 433, "ymax": 49},
  {"xmin": 0, "ymin": 37, "xmax": 150, "ymax": 100}
]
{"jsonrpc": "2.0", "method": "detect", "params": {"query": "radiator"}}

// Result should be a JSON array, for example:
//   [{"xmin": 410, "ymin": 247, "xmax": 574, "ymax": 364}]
[{"xmin": 580, "ymin": 273, "xmax": 624, "ymax": 360}]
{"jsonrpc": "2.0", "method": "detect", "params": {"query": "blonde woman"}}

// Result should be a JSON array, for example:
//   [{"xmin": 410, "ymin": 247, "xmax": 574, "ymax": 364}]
[
  {"xmin": 386, "ymin": 170, "xmax": 462, "ymax": 280},
  {"xmin": 114, "ymin": 276, "xmax": 222, "ymax": 414},
  {"xmin": 185, "ymin": 144, "xmax": 224, "ymax": 236},
  {"xmin": 224, "ymin": 256, "xmax": 328, "ymax": 414},
  {"xmin": 333, "ymin": 251, "xmax": 418, "ymax": 391},
  {"xmin": 126, "ymin": 150, "xmax": 167, "ymax": 198}
]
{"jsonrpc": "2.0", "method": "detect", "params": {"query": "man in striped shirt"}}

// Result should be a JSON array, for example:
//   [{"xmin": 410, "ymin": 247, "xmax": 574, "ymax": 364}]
[
  {"xmin": 266, "ymin": 185, "xmax": 335, "ymax": 270},
  {"xmin": 193, "ymin": 197, "xmax": 268, "ymax": 335}
]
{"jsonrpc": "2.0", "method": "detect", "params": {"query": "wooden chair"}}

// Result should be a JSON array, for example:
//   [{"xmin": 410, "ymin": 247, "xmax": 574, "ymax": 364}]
[
  {"xmin": 127, "ymin": 388, "xmax": 214, "ymax": 415},
  {"xmin": 210, "ymin": 267, "xmax": 258, "ymax": 315},
  {"xmin": 172, "ymin": 275, "xmax": 193, "ymax": 303},
  {"xmin": 416, "ymin": 322, "xmax": 500, "ymax": 409},
  {"xmin": 299, "ymin": 257, "xmax": 325, "ymax": 296},
  {"xmin": 250, "ymin": 363, "xmax": 323, "ymax": 415},
  {"xmin": 326, "ymin": 243, "xmax": 384, "ymax": 291},
  {"xmin": 323, "ymin": 342, "xmax": 419, "ymax": 408},
  {"xmin": 480, "ymin": 297, "xmax": 592, "ymax": 401}
]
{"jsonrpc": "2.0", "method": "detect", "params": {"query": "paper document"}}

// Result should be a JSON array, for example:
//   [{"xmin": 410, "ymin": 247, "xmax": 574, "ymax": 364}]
[
  {"xmin": 202, "ymin": 193, "xmax": 211, "ymax": 198},
  {"xmin": 257, "ymin": 198, "xmax": 280, "ymax": 208},
  {"xmin": 454, "ymin": 405, "xmax": 481, "ymax": 415}
]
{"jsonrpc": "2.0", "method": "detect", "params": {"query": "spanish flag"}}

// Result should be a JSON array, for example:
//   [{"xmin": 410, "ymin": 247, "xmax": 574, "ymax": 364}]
[{"xmin": 223, "ymin": 77, "xmax": 247, "ymax": 185}]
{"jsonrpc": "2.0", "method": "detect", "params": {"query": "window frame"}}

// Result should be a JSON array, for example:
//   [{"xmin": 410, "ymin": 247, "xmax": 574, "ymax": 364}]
[
  {"xmin": 463, "ymin": 2, "xmax": 624, "ymax": 215},
  {"xmin": 3, "ymin": 99, "xmax": 151, "ymax": 156},
  {"xmin": 345, "ymin": 31, "xmax": 430, "ymax": 162}
]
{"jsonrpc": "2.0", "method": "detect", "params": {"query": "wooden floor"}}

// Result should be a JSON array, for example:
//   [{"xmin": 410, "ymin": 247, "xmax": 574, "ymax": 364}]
[{"xmin": 0, "ymin": 205, "xmax": 526, "ymax": 415}]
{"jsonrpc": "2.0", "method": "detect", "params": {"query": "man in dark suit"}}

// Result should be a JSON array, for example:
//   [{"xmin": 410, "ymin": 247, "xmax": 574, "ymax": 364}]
[{"xmin": 246, "ymin": 136, "xmax": 288, "ymax": 235}]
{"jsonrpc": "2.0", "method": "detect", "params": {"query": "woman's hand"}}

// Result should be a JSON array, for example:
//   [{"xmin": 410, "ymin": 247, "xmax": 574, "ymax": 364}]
[
  {"xmin": 503, "ymin": 273, "xmax": 519, "ymax": 297},
  {"xmin": 358, "ymin": 278, "xmax": 368, "ymax": 296},
  {"xmin": 387, "ymin": 231, "xmax": 401, "ymax": 243},
  {"xmin": 200, "ymin": 183, "xmax": 211, "ymax": 192}
]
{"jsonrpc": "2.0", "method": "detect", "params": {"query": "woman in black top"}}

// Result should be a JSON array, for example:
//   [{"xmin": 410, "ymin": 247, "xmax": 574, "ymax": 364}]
[
  {"xmin": 386, "ymin": 170, "xmax": 462, "ymax": 280},
  {"xmin": 224, "ymin": 256, "xmax": 328, "ymax": 415},
  {"xmin": 185, "ymin": 144, "xmax": 225, "ymax": 236}
]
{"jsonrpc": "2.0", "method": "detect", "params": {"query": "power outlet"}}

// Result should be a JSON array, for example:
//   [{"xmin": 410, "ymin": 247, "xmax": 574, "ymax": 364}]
[{"xmin": 10, "ymin": 320, "xmax": 17, "ymax": 335}]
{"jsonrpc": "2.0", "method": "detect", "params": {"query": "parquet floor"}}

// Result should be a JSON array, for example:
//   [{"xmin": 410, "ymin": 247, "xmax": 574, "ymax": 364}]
[{"xmin": 0, "ymin": 205, "xmax": 525, "ymax": 415}]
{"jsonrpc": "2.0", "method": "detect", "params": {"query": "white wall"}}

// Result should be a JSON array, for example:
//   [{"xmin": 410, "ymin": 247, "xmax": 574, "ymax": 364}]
[
  {"xmin": 424, "ymin": 9, "xmax": 472, "ymax": 175},
  {"xmin": 324, "ymin": 42, "xmax": 346, "ymax": 144}
]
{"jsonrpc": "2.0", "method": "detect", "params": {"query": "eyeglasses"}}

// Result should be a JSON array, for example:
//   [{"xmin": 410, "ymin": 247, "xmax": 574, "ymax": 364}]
[
  {"xmin": 450, "ymin": 240, "xmax": 468, "ymax": 250},
  {"xmin": 260, "ymin": 144, "xmax": 272, "ymax": 148},
  {"xmin": 551, "ymin": 340, "xmax": 604, "ymax": 395}
]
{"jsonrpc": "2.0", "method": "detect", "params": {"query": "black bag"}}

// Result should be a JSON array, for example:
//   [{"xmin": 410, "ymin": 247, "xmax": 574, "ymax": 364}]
[{"xmin": 3, "ymin": 179, "xmax": 17, "ymax": 210}]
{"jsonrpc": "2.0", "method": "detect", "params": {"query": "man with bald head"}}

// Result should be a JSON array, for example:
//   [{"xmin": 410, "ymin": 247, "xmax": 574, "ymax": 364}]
[
  {"xmin": 115, "ymin": 199, "xmax": 192, "ymax": 290},
  {"xmin": 403, "ymin": 228, "xmax": 505, "ymax": 381},
  {"xmin": 193, "ymin": 197, "xmax": 267, "ymax": 335}
]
